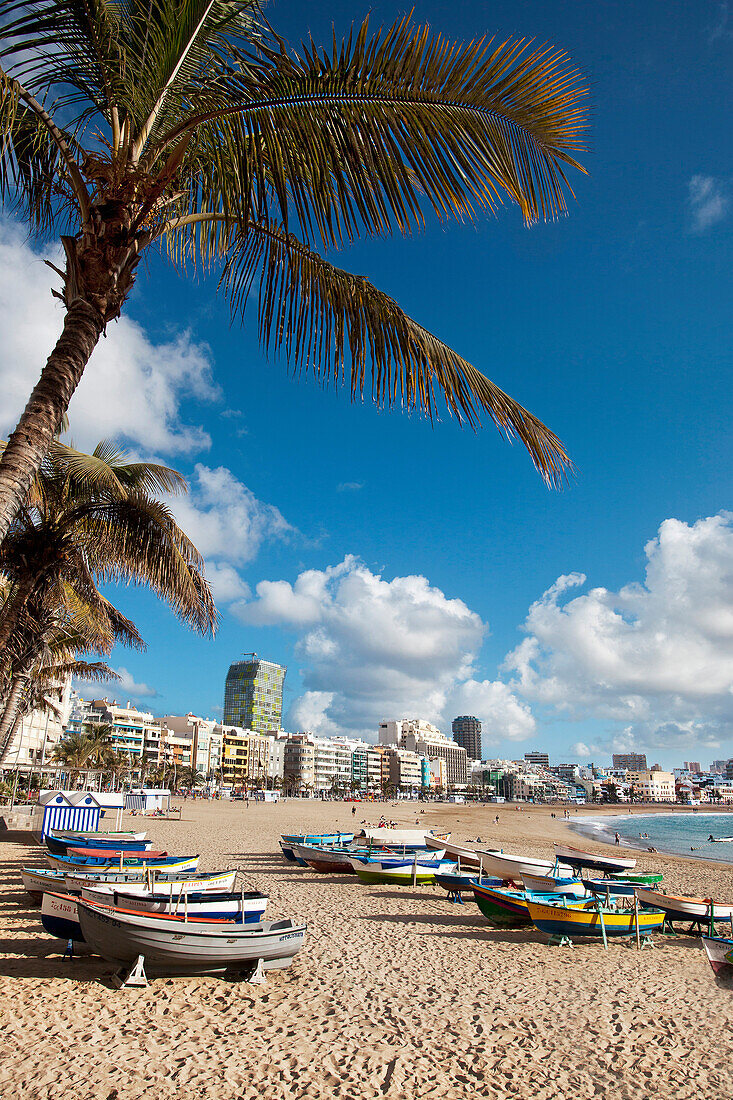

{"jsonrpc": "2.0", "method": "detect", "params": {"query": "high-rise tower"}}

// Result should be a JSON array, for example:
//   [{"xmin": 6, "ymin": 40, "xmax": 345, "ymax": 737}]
[
  {"xmin": 451, "ymin": 715, "xmax": 482, "ymax": 761},
  {"xmin": 223, "ymin": 653, "xmax": 286, "ymax": 733}
]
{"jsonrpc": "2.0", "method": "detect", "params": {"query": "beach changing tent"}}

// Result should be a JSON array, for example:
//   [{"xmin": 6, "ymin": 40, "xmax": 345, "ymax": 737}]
[{"xmin": 124, "ymin": 789, "xmax": 171, "ymax": 813}]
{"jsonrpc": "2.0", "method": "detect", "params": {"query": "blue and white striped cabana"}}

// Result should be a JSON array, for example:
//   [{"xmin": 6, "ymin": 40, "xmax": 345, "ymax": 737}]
[{"xmin": 35, "ymin": 792, "xmax": 101, "ymax": 839}]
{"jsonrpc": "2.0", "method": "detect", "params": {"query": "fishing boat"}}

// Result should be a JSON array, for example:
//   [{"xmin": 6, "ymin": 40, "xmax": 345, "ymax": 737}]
[
  {"xmin": 282, "ymin": 832, "xmax": 354, "ymax": 846},
  {"xmin": 85, "ymin": 889, "xmax": 268, "ymax": 923},
  {"xmin": 76, "ymin": 898, "xmax": 307, "ymax": 977},
  {"xmin": 607, "ymin": 871, "xmax": 663, "ymax": 885},
  {"xmin": 49, "ymin": 829, "xmax": 147, "ymax": 842},
  {"xmin": 424, "ymin": 837, "xmax": 485, "ymax": 868},
  {"xmin": 709, "ymin": 836, "xmax": 733, "ymax": 843},
  {"xmin": 521, "ymin": 873, "xmax": 587, "ymax": 897},
  {"xmin": 279, "ymin": 841, "xmax": 298, "ymax": 862},
  {"xmin": 476, "ymin": 850, "xmax": 572, "ymax": 883},
  {"xmin": 294, "ymin": 843, "xmax": 361, "ymax": 874},
  {"xmin": 359, "ymin": 828, "xmax": 449, "ymax": 851},
  {"xmin": 553, "ymin": 842, "xmax": 636, "ymax": 875},
  {"xmin": 471, "ymin": 882, "xmax": 584, "ymax": 927},
  {"xmin": 71, "ymin": 869, "xmax": 238, "ymax": 896},
  {"xmin": 46, "ymin": 834, "xmax": 151, "ymax": 855},
  {"xmin": 586, "ymin": 878, "xmax": 651, "ymax": 898},
  {"xmin": 435, "ymin": 870, "xmax": 503, "ymax": 895},
  {"xmin": 526, "ymin": 897, "xmax": 665, "ymax": 941},
  {"xmin": 635, "ymin": 889, "xmax": 733, "ymax": 926},
  {"xmin": 66, "ymin": 846, "xmax": 166, "ymax": 860},
  {"xmin": 702, "ymin": 935, "xmax": 733, "ymax": 978},
  {"xmin": 350, "ymin": 855, "xmax": 454, "ymax": 885},
  {"xmin": 46, "ymin": 853, "xmax": 198, "ymax": 873},
  {"xmin": 42, "ymin": 889, "xmax": 269, "ymax": 943},
  {"xmin": 22, "ymin": 867, "xmax": 69, "ymax": 903}
]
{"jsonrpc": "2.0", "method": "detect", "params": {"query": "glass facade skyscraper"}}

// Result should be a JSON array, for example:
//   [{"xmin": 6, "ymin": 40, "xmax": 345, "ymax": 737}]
[{"xmin": 223, "ymin": 653, "xmax": 286, "ymax": 733}]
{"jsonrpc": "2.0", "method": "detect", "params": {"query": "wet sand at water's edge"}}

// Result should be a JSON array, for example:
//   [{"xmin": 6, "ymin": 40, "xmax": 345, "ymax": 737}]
[{"xmin": 1, "ymin": 799, "xmax": 732, "ymax": 1099}]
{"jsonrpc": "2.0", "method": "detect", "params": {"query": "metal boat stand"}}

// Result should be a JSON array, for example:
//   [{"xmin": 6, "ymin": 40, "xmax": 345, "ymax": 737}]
[
  {"xmin": 547, "ymin": 935, "xmax": 574, "ymax": 947},
  {"xmin": 112, "ymin": 955, "xmax": 148, "ymax": 988},
  {"xmin": 447, "ymin": 889, "xmax": 464, "ymax": 904},
  {"xmin": 248, "ymin": 958, "xmax": 267, "ymax": 985},
  {"xmin": 63, "ymin": 938, "xmax": 76, "ymax": 959},
  {"xmin": 628, "ymin": 932, "xmax": 655, "ymax": 949}
]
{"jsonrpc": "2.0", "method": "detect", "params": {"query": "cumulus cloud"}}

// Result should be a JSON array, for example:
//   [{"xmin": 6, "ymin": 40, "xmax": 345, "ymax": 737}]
[
  {"xmin": 74, "ymin": 666, "xmax": 157, "ymax": 700},
  {"xmin": 166, "ymin": 464, "xmax": 294, "ymax": 604},
  {"xmin": 235, "ymin": 556, "xmax": 489, "ymax": 739},
  {"xmin": 0, "ymin": 223, "xmax": 219, "ymax": 454},
  {"xmin": 504, "ymin": 514, "xmax": 733, "ymax": 753},
  {"xmin": 449, "ymin": 678, "xmax": 536, "ymax": 743},
  {"xmin": 688, "ymin": 175, "xmax": 729, "ymax": 233}
]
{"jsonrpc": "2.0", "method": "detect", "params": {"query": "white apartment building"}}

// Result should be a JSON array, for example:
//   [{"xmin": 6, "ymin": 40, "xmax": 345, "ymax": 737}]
[
  {"xmin": 628, "ymin": 770, "xmax": 675, "ymax": 802},
  {"xmin": 386, "ymin": 747, "xmax": 423, "ymax": 791},
  {"xmin": 2, "ymin": 675, "xmax": 72, "ymax": 768},
  {"xmin": 67, "ymin": 696, "xmax": 161, "ymax": 760},
  {"xmin": 379, "ymin": 718, "xmax": 468, "ymax": 787}
]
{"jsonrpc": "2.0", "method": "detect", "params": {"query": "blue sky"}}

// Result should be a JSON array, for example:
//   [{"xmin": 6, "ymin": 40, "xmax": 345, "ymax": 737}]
[{"xmin": 1, "ymin": 0, "xmax": 731, "ymax": 767}]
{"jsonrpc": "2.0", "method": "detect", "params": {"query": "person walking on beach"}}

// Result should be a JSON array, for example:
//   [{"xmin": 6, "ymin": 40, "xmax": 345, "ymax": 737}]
[{"xmin": 614, "ymin": 832, "xmax": 620, "ymax": 845}]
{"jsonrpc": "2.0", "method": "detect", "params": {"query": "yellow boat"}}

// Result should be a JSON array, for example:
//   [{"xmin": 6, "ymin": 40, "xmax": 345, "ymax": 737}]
[{"xmin": 526, "ymin": 898, "xmax": 665, "ymax": 941}]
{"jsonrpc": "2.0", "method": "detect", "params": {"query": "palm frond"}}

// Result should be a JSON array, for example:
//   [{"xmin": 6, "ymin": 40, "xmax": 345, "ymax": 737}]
[
  {"xmin": 160, "ymin": 16, "xmax": 588, "ymax": 250},
  {"xmin": 223, "ymin": 218, "xmax": 571, "ymax": 486}
]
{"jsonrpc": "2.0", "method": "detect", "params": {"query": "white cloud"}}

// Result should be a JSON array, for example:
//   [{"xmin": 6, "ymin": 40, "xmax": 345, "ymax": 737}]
[
  {"xmin": 289, "ymin": 691, "xmax": 339, "ymax": 736},
  {"xmin": 688, "ymin": 175, "xmax": 729, "ymax": 233},
  {"xmin": 74, "ymin": 665, "xmax": 157, "ymax": 700},
  {"xmin": 235, "ymin": 556, "xmax": 489, "ymax": 739},
  {"xmin": 504, "ymin": 514, "xmax": 733, "ymax": 753},
  {"xmin": 337, "ymin": 481, "xmax": 364, "ymax": 492},
  {"xmin": 0, "ymin": 223, "xmax": 219, "ymax": 454},
  {"xmin": 449, "ymin": 678, "xmax": 536, "ymax": 743},
  {"xmin": 166, "ymin": 464, "xmax": 294, "ymax": 603}
]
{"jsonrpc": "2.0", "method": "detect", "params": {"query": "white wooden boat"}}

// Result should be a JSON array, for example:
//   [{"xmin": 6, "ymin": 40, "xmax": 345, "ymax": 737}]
[
  {"xmin": 702, "ymin": 935, "xmax": 733, "ymax": 977},
  {"xmin": 50, "ymin": 830, "xmax": 147, "ymax": 842},
  {"xmin": 349, "ymin": 855, "xmax": 454, "ymax": 885},
  {"xmin": 424, "ymin": 837, "xmax": 486, "ymax": 869},
  {"xmin": 477, "ymin": 850, "xmax": 572, "ymax": 882},
  {"xmin": 22, "ymin": 867, "xmax": 68, "ymax": 903},
  {"xmin": 46, "ymin": 852, "xmax": 198, "ymax": 873},
  {"xmin": 553, "ymin": 842, "xmax": 636, "ymax": 874},
  {"xmin": 77, "ymin": 898, "xmax": 307, "ymax": 976},
  {"xmin": 359, "ymin": 828, "xmax": 448, "ymax": 850},
  {"xmin": 42, "ymin": 890, "xmax": 269, "ymax": 943},
  {"xmin": 73, "ymin": 870, "xmax": 237, "ymax": 897},
  {"xmin": 636, "ymin": 888, "xmax": 733, "ymax": 923}
]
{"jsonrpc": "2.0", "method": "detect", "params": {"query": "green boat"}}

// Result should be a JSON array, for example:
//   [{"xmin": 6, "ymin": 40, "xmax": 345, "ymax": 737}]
[
  {"xmin": 608, "ymin": 871, "xmax": 663, "ymax": 885},
  {"xmin": 351, "ymin": 856, "xmax": 453, "ymax": 886},
  {"xmin": 470, "ymin": 882, "xmax": 586, "ymax": 928}
]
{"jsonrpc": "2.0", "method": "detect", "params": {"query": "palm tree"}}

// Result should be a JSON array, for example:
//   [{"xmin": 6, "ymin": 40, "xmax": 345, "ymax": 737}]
[
  {"xmin": 0, "ymin": 440, "xmax": 217, "ymax": 670},
  {"xmin": 179, "ymin": 765, "xmax": 204, "ymax": 790},
  {"xmin": 0, "ymin": 2, "xmax": 588, "ymax": 540}
]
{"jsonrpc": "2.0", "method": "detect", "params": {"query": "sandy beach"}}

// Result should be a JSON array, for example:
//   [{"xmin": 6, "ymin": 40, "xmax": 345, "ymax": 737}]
[{"xmin": 1, "ymin": 800, "xmax": 732, "ymax": 1100}]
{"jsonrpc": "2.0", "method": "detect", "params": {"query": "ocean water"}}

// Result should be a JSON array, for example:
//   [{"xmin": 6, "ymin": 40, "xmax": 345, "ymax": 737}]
[{"xmin": 570, "ymin": 812, "xmax": 733, "ymax": 865}]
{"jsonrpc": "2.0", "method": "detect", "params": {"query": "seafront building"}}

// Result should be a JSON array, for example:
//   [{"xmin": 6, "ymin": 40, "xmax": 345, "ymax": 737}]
[
  {"xmin": 223, "ymin": 654, "xmax": 286, "ymax": 733},
  {"xmin": 451, "ymin": 715, "xmax": 482, "ymax": 761},
  {"xmin": 0, "ymin": 674, "xmax": 72, "ymax": 767},
  {"xmin": 66, "ymin": 695, "xmax": 162, "ymax": 761},
  {"xmin": 524, "ymin": 751, "xmax": 550, "ymax": 768},
  {"xmin": 378, "ymin": 719, "xmax": 468, "ymax": 787},
  {"xmin": 613, "ymin": 752, "xmax": 648, "ymax": 770}
]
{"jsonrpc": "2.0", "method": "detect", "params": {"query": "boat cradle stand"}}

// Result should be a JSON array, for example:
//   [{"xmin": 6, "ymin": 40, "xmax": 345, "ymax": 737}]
[
  {"xmin": 111, "ymin": 956, "xmax": 270, "ymax": 989},
  {"xmin": 547, "ymin": 935, "xmax": 574, "ymax": 948},
  {"xmin": 447, "ymin": 889, "xmax": 464, "ymax": 905}
]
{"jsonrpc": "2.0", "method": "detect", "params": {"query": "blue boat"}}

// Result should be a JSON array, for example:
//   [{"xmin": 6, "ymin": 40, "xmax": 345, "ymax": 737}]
[
  {"xmin": 47, "ymin": 853, "xmax": 199, "ymax": 873},
  {"xmin": 45, "ymin": 834, "xmax": 151, "ymax": 856},
  {"xmin": 435, "ymin": 870, "xmax": 503, "ymax": 895}
]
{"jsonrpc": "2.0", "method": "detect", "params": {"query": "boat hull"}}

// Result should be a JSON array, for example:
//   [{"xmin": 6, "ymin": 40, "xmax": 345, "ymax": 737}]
[
  {"xmin": 702, "ymin": 935, "xmax": 733, "ymax": 977},
  {"xmin": 471, "ymin": 884, "xmax": 583, "ymax": 927},
  {"xmin": 77, "ymin": 870, "xmax": 238, "ymax": 898},
  {"xmin": 47, "ymin": 853, "xmax": 198, "ymax": 873},
  {"xmin": 77, "ymin": 903, "xmax": 307, "ymax": 975},
  {"xmin": 477, "ymin": 851, "xmax": 572, "ymax": 883},
  {"xmin": 554, "ymin": 843, "xmax": 636, "ymax": 875},
  {"xmin": 527, "ymin": 899, "xmax": 665, "ymax": 939},
  {"xmin": 22, "ymin": 867, "xmax": 68, "ymax": 903},
  {"xmin": 636, "ymin": 889, "xmax": 733, "ymax": 923},
  {"xmin": 46, "ymin": 836, "xmax": 152, "ymax": 855}
]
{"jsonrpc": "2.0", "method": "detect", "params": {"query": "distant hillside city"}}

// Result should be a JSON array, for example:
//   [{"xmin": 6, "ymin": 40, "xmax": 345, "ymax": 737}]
[{"xmin": 3, "ymin": 653, "xmax": 731, "ymax": 803}]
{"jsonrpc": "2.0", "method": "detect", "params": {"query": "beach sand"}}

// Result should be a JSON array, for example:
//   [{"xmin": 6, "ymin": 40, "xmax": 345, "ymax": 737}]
[{"xmin": 1, "ymin": 799, "xmax": 732, "ymax": 1099}]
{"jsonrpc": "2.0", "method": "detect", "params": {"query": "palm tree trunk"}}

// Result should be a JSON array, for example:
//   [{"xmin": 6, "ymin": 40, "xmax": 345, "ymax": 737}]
[
  {"xmin": 0, "ymin": 299, "xmax": 104, "ymax": 546},
  {"xmin": 0, "ymin": 574, "xmax": 37, "ymax": 671},
  {"xmin": 0, "ymin": 674, "xmax": 29, "ymax": 764}
]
